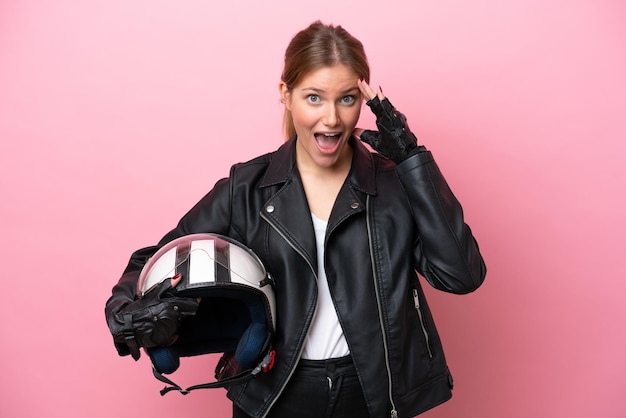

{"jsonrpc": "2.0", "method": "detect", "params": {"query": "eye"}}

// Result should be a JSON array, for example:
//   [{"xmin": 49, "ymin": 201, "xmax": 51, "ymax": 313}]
[
  {"xmin": 341, "ymin": 95, "xmax": 356, "ymax": 105},
  {"xmin": 307, "ymin": 94, "xmax": 320, "ymax": 104}
]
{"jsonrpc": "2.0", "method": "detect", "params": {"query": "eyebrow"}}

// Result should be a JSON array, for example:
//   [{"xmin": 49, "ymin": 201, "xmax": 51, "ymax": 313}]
[{"xmin": 302, "ymin": 87, "xmax": 360, "ymax": 95}]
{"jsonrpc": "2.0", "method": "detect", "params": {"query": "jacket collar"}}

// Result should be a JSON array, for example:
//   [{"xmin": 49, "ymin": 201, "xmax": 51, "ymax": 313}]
[{"xmin": 260, "ymin": 136, "xmax": 378, "ymax": 196}]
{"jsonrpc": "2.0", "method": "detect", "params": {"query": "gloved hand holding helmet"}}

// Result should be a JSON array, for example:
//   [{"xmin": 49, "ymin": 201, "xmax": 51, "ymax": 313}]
[
  {"xmin": 106, "ymin": 273, "xmax": 200, "ymax": 360},
  {"xmin": 115, "ymin": 233, "xmax": 277, "ymax": 395}
]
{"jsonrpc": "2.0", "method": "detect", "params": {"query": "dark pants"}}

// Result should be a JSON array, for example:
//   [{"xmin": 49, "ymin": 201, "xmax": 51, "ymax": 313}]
[{"xmin": 233, "ymin": 355, "xmax": 369, "ymax": 418}]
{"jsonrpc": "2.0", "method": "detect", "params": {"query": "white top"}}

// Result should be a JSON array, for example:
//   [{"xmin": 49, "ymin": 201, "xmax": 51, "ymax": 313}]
[{"xmin": 301, "ymin": 214, "xmax": 350, "ymax": 360}]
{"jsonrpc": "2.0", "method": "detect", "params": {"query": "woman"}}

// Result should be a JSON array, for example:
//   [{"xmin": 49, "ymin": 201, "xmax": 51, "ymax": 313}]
[{"xmin": 106, "ymin": 21, "xmax": 486, "ymax": 418}]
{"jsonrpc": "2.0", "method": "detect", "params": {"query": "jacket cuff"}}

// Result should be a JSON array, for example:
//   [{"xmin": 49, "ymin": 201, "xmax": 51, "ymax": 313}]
[{"xmin": 395, "ymin": 147, "xmax": 433, "ymax": 176}]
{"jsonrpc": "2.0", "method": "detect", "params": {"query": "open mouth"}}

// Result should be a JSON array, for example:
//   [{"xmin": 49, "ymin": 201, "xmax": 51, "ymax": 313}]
[{"xmin": 314, "ymin": 132, "xmax": 342, "ymax": 151}]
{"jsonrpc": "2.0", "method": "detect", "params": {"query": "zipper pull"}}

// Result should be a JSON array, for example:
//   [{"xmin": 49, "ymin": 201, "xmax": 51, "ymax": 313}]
[
  {"xmin": 412, "ymin": 289, "xmax": 420, "ymax": 308},
  {"xmin": 391, "ymin": 409, "xmax": 398, "ymax": 418}
]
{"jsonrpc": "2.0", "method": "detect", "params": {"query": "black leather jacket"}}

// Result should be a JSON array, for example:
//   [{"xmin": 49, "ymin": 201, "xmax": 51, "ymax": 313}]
[{"xmin": 106, "ymin": 137, "xmax": 486, "ymax": 418}]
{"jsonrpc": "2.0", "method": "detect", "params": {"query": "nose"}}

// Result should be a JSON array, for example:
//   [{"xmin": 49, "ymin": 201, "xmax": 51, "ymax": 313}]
[{"xmin": 322, "ymin": 104, "xmax": 340, "ymax": 127}]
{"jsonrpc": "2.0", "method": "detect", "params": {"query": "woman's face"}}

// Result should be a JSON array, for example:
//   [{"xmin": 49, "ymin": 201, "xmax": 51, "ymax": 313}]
[{"xmin": 280, "ymin": 64, "xmax": 362, "ymax": 172}]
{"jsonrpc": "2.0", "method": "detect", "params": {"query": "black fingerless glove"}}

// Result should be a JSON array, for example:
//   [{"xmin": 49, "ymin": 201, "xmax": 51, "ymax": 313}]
[
  {"xmin": 106, "ymin": 279, "xmax": 199, "ymax": 360},
  {"xmin": 359, "ymin": 96, "xmax": 422, "ymax": 164}
]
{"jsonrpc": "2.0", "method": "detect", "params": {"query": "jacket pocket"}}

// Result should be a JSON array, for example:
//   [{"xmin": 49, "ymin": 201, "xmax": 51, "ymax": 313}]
[{"xmin": 412, "ymin": 289, "xmax": 433, "ymax": 359}]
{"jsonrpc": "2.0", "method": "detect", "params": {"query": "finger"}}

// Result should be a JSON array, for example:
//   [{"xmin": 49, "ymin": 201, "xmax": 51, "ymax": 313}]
[
  {"xmin": 376, "ymin": 85, "xmax": 386, "ymax": 101},
  {"xmin": 377, "ymin": 87, "xmax": 385, "ymax": 101},
  {"xmin": 359, "ymin": 130, "xmax": 381, "ymax": 148},
  {"xmin": 352, "ymin": 127, "xmax": 365, "ymax": 138},
  {"xmin": 358, "ymin": 79, "xmax": 386, "ymax": 102},
  {"xmin": 170, "ymin": 272, "xmax": 183, "ymax": 287},
  {"xmin": 357, "ymin": 79, "xmax": 377, "ymax": 101}
]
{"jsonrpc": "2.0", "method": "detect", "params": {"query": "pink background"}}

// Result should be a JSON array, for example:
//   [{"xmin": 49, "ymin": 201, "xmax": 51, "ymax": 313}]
[{"xmin": 1, "ymin": 1, "xmax": 625, "ymax": 417}]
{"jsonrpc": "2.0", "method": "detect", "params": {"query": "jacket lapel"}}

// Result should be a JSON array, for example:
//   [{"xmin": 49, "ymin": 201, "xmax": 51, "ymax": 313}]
[
  {"xmin": 327, "ymin": 138, "xmax": 377, "ymax": 235},
  {"xmin": 259, "ymin": 139, "xmax": 317, "ymax": 271},
  {"xmin": 258, "ymin": 137, "xmax": 378, "ymax": 268}
]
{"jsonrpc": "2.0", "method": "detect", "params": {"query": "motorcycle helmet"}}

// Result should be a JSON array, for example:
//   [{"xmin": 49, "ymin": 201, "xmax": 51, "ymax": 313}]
[{"xmin": 137, "ymin": 233, "xmax": 276, "ymax": 394}]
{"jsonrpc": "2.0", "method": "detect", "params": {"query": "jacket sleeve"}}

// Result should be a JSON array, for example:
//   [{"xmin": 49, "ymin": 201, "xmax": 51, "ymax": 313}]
[
  {"xmin": 104, "ymin": 175, "xmax": 234, "ymax": 355},
  {"xmin": 396, "ymin": 149, "xmax": 487, "ymax": 294}
]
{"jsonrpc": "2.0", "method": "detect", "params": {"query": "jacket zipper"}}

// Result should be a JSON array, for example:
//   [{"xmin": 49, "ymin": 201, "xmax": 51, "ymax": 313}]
[
  {"xmin": 412, "ymin": 289, "xmax": 433, "ymax": 359},
  {"xmin": 260, "ymin": 211, "xmax": 318, "ymax": 418},
  {"xmin": 366, "ymin": 196, "xmax": 398, "ymax": 418}
]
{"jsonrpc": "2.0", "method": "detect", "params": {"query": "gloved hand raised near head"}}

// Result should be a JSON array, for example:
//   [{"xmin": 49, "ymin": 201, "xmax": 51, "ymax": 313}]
[
  {"xmin": 106, "ymin": 273, "xmax": 199, "ymax": 360},
  {"xmin": 354, "ymin": 79, "xmax": 422, "ymax": 164}
]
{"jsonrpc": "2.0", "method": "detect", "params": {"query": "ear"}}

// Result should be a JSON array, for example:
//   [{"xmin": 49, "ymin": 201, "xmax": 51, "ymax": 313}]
[{"xmin": 278, "ymin": 81, "xmax": 292, "ymax": 111}]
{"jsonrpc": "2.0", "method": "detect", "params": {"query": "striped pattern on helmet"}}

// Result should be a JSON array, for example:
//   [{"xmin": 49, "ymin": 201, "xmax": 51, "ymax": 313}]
[{"xmin": 137, "ymin": 234, "xmax": 276, "ymax": 330}]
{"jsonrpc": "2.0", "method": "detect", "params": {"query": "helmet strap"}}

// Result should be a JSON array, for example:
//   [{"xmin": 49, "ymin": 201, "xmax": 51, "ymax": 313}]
[{"xmin": 153, "ymin": 349, "xmax": 276, "ymax": 395}]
